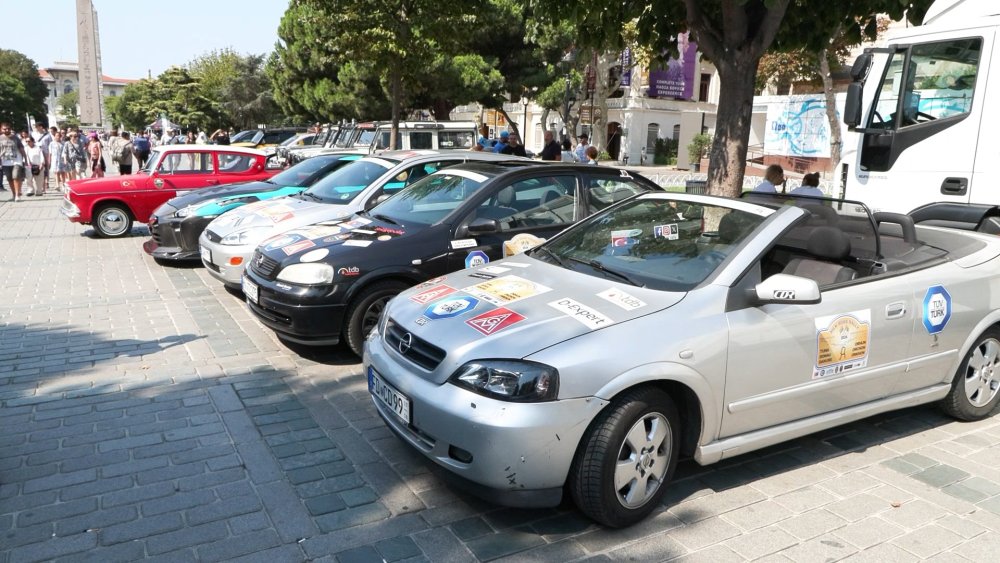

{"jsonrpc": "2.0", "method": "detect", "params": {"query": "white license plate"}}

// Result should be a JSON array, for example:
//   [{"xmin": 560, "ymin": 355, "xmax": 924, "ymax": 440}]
[
  {"xmin": 369, "ymin": 367, "xmax": 410, "ymax": 424},
  {"xmin": 200, "ymin": 246, "xmax": 212, "ymax": 264},
  {"xmin": 243, "ymin": 277, "xmax": 259, "ymax": 303}
]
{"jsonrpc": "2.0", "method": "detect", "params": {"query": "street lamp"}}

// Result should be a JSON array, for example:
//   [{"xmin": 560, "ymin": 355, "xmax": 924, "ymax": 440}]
[
  {"xmin": 560, "ymin": 50, "xmax": 577, "ymax": 140},
  {"xmin": 521, "ymin": 86, "xmax": 536, "ymax": 149}
]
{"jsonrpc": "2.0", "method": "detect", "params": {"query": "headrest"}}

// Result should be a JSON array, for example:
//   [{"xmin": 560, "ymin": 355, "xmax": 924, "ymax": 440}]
[
  {"xmin": 718, "ymin": 212, "xmax": 744, "ymax": 243},
  {"xmin": 807, "ymin": 226, "xmax": 851, "ymax": 261}
]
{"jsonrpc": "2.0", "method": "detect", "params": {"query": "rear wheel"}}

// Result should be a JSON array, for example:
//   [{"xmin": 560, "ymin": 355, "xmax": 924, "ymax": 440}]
[
  {"xmin": 941, "ymin": 328, "xmax": 1000, "ymax": 421},
  {"xmin": 570, "ymin": 387, "xmax": 679, "ymax": 528},
  {"xmin": 93, "ymin": 203, "xmax": 134, "ymax": 238},
  {"xmin": 344, "ymin": 280, "xmax": 408, "ymax": 356}
]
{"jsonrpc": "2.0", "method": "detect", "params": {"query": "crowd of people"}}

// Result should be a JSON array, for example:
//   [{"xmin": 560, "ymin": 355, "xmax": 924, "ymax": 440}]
[{"xmin": 473, "ymin": 125, "xmax": 600, "ymax": 164}]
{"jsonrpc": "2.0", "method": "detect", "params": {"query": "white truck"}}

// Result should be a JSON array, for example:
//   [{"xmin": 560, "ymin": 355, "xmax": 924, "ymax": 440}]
[{"xmin": 842, "ymin": 0, "xmax": 1000, "ymax": 229}]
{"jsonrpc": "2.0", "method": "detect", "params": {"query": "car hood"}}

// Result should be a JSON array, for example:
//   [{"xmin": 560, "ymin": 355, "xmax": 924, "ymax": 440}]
[
  {"xmin": 255, "ymin": 213, "xmax": 414, "ymax": 263},
  {"xmin": 204, "ymin": 195, "xmax": 354, "ymax": 238},
  {"xmin": 385, "ymin": 257, "xmax": 685, "ymax": 385},
  {"xmin": 165, "ymin": 180, "xmax": 269, "ymax": 210}
]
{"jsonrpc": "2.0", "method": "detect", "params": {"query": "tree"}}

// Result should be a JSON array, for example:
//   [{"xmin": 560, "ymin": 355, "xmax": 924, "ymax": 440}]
[
  {"xmin": 0, "ymin": 49, "xmax": 48, "ymax": 124},
  {"xmin": 218, "ymin": 54, "xmax": 281, "ymax": 129},
  {"xmin": 114, "ymin": 67, "xmax": 222, "ymax": 132},
  {"xmin": 57, "ymin": 90, "xmax": 80, "ymax": 126}
]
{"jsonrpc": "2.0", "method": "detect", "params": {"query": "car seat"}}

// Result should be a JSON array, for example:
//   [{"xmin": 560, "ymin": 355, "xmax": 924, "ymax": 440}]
[{"xmin": 782, "ymin": 226, "xmax": 857, "ymax": 285}]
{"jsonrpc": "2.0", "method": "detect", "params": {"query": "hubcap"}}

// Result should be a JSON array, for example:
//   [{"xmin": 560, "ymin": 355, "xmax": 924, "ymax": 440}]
[
  {"xmin": 98, "ymin": 209, "xmax": 127, "ymax": 235},
  {"xmin": 361, "ymin": 296, "xmax": 391, "ymax": 336},
  {"xmin": 614, "ymin": 412, "xmax": 671, "ymax": 509},
  {"xmin": 965, "ymin": 338, "xmax": 1000, "ymax": 407}
]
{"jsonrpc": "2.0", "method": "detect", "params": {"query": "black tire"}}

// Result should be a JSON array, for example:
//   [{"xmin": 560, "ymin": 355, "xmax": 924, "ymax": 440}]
[
  {"xmin": 569, "ymin": 386, "xmax": 680, "ymax": 528},
  {"xmin": 92, "ymin": 203, "xmax": 134, "ymax": 238},
  {"xmin": 941, "ymin": 328, "xmax": 1000, "ymax": 421},
  {"xmin": 344, "ymin": 280, "xmax": 408, "ymax": 356}
]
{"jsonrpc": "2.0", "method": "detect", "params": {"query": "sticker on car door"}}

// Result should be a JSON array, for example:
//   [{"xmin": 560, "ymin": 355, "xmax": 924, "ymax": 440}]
[{"xmin": 814, "ymin": 309, "xmax": 871, "ymax": 379}]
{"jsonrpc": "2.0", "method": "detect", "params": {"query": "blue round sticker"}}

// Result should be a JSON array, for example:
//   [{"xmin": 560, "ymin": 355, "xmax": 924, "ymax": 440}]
[
  {"xmin": 922, "ymin": 285, "xmax": 952, "ymax": 334},
  {"xmin": 465, "ymin": 250, "xmax": 489, "ymax": 269},
  {"xmin": 424, "ymin": 296, "xmax": 480, "ymax": 319}
]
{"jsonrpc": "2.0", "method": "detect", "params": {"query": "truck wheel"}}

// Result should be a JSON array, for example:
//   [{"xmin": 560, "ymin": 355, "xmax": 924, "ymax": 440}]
[
  {"xmin": 344, "ymin": 280, "xmax": 408, "ymax": 356},
  {"xmin": 941, "ymin": 328, "xmax": 1000, "ymax": 421},
  {"xmin": 570, "ymin": 386, "xmax": 679, "ymax": 528},
  {"xmin": 93, "ymin": 203, "xmax": 134, "ymax": 238}
]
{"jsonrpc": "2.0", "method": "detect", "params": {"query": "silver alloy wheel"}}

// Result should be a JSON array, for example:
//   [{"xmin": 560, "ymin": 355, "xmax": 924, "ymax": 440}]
[
  {"xmin": 97, "ymin": 207, "xmax": 128, "ymax": 236},
  {"xmin": 965, "ymin": 337, "xmax": 1000, "ymax": 407},
  {"xmin": 614, "ymin": 412, "xmax": 671, "ymax": 509}
]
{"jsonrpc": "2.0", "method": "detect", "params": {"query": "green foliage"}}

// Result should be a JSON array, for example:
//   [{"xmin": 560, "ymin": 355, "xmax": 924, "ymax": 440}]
[
  {"xmin": 115, "ymin": 67, "xmax": 222, "ymax": 132},
  {"xmin": 0, "ymin": 49, "xmax": 48, "ymax": 124},
  {"xmin": 653, "ymin": 137, "xmax": 676, "ymax": 165},
  {"xmin": 687, "ymin": 133, "xmax": 712, "ymax": 163},
  {"xmin": 57, "ymin": 91, "xmax": 80, "ymax": 126}
]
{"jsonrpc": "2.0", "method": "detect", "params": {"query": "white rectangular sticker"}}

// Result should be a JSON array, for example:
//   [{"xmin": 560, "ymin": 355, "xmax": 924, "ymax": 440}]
[
  {"xmin": 451, "ymin": 239, "xmax": 478, "ymax": 249},
  {"xmin": 813, "ymin": 309, "xmax": 871, "ymax": 379},
  {"xmin": 243, "ymin": 277, "xmax": 259, "ymax": 304},
  {"xmin": 596, "ymin": 288, "xmax": 646, "ymax": 311},
  {"xmin": 342, "ymin": 239, "xmax": 373, "ymax": 247},
  {"xmin": 548, "ymin": 298, "xmax": 613, "ymax": 330},
  {"xmin": 478, "ymin": 266, "xmax": 510, "ymax": 274},
  {"xmin": 502, "ymin": 262, "xmax": 530, "ymax": 268}
]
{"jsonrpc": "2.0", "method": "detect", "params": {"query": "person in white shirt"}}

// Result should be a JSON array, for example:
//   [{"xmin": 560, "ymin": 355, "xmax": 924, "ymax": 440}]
[
  {"xmin": 574, "ymin": 134, "xmax": 591, "ymax": 162},
  {"xmin": 1, "ymin": 122, "xmax": 28, "ymax": 201},
  {"xmin": 752, "ymin": 164, "xmax": 785, "ymax": 193},
  {"xmin": 24, "ymin": 136, "xmax": 47, "ymax": 196},
  {"xmin": 790, "ymin": 172, "xmax": 824, "ymax": 197},
  {"xmin": 49, "ymin": 131, "xmax": 67, "ymax": 191}
]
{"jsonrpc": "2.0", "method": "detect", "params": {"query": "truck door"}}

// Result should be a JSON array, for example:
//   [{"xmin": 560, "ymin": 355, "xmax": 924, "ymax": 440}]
[{"xmin": 848, "ymin": 31, "xmax": 993, "ymax": 213}]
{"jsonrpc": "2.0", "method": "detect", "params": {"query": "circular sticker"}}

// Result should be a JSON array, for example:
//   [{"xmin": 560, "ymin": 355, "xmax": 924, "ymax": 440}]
[
  {"xmin": 300, "ymin": 248, "xmax": 329, "ymax": 263},
  {"xmin": 377, "ymin": 235, "xmax": 392, "ymax": 241}
]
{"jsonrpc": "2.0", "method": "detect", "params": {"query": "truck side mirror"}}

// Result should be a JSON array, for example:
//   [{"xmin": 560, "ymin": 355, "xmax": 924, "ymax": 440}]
[
  {"xmin": 850, "ymin": 53, "xmax": 872, "ymax": 81},
  {"xmin": 844, "ymin": 83, "xmax": 864, "ymax": 129}
]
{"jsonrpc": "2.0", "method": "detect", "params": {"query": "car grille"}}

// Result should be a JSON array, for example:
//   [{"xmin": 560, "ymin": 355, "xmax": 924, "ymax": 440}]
[
  {"xmin": 248, "ymin": 300, "xmax": 292, "ymax": 326},
  {"xmin": 384, "ymin": 319, "xmax": 446, "ymax": 371},
  {"xmin": 205, "ymin": 230, "xmax": 222, "ymax": 243},
  {"xmin": 249, "ymin": 250, "xmax": 281, "ymax": 279}
]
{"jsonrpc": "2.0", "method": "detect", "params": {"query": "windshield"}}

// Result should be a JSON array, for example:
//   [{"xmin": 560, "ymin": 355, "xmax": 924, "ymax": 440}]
[
  {"xmin": 230, "ymin": 130, "xmax": 256, "ymax": 143},
  {"xmin": 535, "ymin": 198, "xmax": 766, "ymax": 291},
  {"xmin": 270, "ymin": 155, "xmax": 353, "ymax": 187},
  {"xmin": 140, "ymin": 150, "xmax": 161, "ymax": 173},
  {"xmin": 370, "ymin": 170, "xmax": 488, "ymax": 227},
  {"xmin": 355, "ymin": 130, "xmax": 376, "ymax": 147},
  {"xmin": 302, "ymin": 158, "xmax": 395, "ymax": 203}
]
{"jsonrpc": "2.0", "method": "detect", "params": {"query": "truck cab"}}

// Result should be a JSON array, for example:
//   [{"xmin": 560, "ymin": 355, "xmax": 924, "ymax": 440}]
[
  {"xmin": 368, "ymin": 121, "xmax": 477, "ymax": 153},
  {"xmin": 842, "ymin": 0, "xmax": 999, "ymax": 213}
]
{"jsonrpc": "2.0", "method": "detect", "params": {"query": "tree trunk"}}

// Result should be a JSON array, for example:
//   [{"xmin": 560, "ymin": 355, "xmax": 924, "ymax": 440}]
[
  {"xmin": 591, "ymin": 51, "xmax": 622, "ymax": 152},
  {"xmin": 707, "ymin": 59, "xmax": 758, "ymax": 198},
  {"xmin": 498, "ymin": 107, "xmax": 518, "ymax": 138},
  {"xmin": 389, "ymin": 65, "xmax": 401, "ymax": 150},
  {"xmin": 818, "ymin": 38, "xmax": 842, "ymax": 169},
  {"xmin": 539, "ymin": 108, "xmax": 551, "ymax": 136}
]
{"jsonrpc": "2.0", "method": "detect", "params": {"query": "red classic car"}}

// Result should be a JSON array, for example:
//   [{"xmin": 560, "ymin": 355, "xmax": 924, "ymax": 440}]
[{"xmin": 61, "ymin": 145, "xmax": 278, "ymax": 237}]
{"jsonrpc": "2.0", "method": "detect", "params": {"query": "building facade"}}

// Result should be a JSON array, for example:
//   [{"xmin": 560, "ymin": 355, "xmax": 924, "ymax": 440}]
[{"xmin": 39, "ymin": 62, "xmax": 136, "ymax": 128}]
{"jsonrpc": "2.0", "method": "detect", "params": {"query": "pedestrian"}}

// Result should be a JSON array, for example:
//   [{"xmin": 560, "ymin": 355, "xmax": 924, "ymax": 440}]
[
  {"xmin": 585, "ymin": 146, "xmax": 599, "ymax": 165},
  {"xmin": 132, "ymin": 131, "xmax": 151, "ymax": 169},
  {"xmin": 539, "ymin": 130, "xmax": 561, "ymax": 161},
  {"xmin": 196, "ymin": 129, "xmax": 208, "ymax": 144},
  {"xmin": 476, "ymin": 124, "xmax": 492, "ymax": 150},
  {"xmin": 87, "ymin": 133, "xmax": 105, "ymax": 178},
  {"xmin": 185, "ymin": 131, "xmax": 196, "ymax": 145},
  {"xmin": 24, "ymin": 136, "xmax": 46, "ymax": 196},
  {"xmin": 117, "ymin": 132, "xmax": 135, "ymax": 175},
  {"xmin": 210, "ymin": 128, "xmax": 230, "ymax": 145},
  {"xmin": 500, "ymin": 132, "xmax": 527, "ymax": 157},
  {"xmin": 492, "ymin": 130, "xmax": 510, "ymax": 153},
  {"xmin": 1, "ymin": 122, "xmax": 29, "ymax": 201},
  {"xmin": 49, "ymin": 131, "xmax": 67, "ymax": 191},
  {"xmin": 34, "ymin": 124, "xmax": 53, "ymax": 191},
  {"xmin": 574, "ymin": 134, "xmax": 591, "ymax": 162},
  {"xmin": 753, "ymin": 164, "xmax": 785, "ymax": 193},
  {"xmin": 790, "ymin": 172, "xmax": 824, "ymax": 197},
  {"xmin": 560, "ymin": 138, "xmax": 577, "ymax": 162},
  {"xmin": 63, "ymin": 131, "xmax": 87, "ymax": 180}
]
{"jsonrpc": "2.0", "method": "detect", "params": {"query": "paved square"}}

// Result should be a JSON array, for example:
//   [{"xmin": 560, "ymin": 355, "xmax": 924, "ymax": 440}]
[{"xmin": 4, "ymin": 195, "xmax": 1000, "ymax": 561}]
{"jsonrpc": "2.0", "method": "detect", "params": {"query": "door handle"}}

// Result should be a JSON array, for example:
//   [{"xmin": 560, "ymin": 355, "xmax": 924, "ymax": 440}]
[
  {"xmin": 941, "ymin": 177, "xmax": 968, "ymax": 195},
  {"xmin": 886, "ymin": 302, "xmax": 907, "ymax": 319}
]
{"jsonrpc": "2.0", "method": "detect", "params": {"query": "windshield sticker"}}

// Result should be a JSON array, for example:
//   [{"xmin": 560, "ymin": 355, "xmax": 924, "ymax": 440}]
[
  {"xmin": 654, "ymin": 224, "xmax": 679, "ymax": 240},
  {"xmin": 466, "ymin": 307, "xmax": 526, "ymax": 336},
  {"xmin": 300, "ymin": 225, "xmax": 344, "ymax": 239},
  {"xmin": 282, "ymin": 240, "xmax": 316, "ymax": 255},
  {"xmin": 611, "ymin": 229, "xmax": 642, "ymax": 247},
  {"xmin": 548, "ymin": 298, "xmax": 614, "ymax": 330},
  {"xmin": 468, "ymin": 272, "xmax": 497, "ymax": 280},
  {"xmin": 479, "ymin": 266, "xmax": 509, "ymax": 274},
  {"xmin": 410, "ymin": 284, "xmax": 457, "ymax": 304},
  {"xmin": 814, "ymin": 309, "xmax": 871, "ymax": 379},
  {"xmin": 337, "ymin": 266, "xmax": 360, "ymax": 277},
  {"xmin": 463, "ymin": 276, "xmax": 553, "ymax": 306},
  {"xmin": 465, "ymin": 250, "xmax": 489, "ymax": 269},
  {"xmin": 619, "ymin": 169, "xmax": 634, "ymax": 179},
  {"xmin": 342, "ymin": 239, "xmax": 373, "ymax": 247},
  {"xmin": 597, "ymin": 288, "xmax": 647, "ymax": 311},
  {"xmin": 341, "ymin": 217, "xmax": 373, "ymax": 229},
  {"xmin": 451, "ymin": 239, "xmax": 478, "ymax": 249},
  {"xmin": 424, "ymin": 296, "xmax": 480, "ymax": 319},
  {"xmin": 503, "ymin": 233, "xmax": 545, "ymax": 257},
  {"xmin": 922, "ymin": 285, "xmax": 952, "ymax": 334},
  {"xmin": 375, "ymin": 226, "xmax": 404, "ymax": 236},
  {"xmin": 299, "ymin": 248, "xmax": 329, "ymax": 263},
  {"xmin": 264, "ymin": 233, "xmax": 305, "ymax": 251}
]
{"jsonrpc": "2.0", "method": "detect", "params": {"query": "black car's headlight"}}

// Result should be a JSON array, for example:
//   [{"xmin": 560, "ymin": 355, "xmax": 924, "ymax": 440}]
[{"xmin": 449, "ymin": 360, "xmax": 559, "ymax": 402}]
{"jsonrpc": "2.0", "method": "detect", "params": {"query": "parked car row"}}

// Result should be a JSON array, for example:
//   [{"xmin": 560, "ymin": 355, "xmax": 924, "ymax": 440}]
[{"xmin": 59, "ymin": 148, "xmax": 1000, "ymax": 529}]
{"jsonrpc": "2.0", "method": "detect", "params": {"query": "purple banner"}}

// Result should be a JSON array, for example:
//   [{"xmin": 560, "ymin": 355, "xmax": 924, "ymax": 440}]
[
  {"xmin": 649, "ymin": 33, "xmax": 697, "ymax": 99},
  {"xmin": 620, "ymin": 48, "xmax": 632, "ymax": 88}
]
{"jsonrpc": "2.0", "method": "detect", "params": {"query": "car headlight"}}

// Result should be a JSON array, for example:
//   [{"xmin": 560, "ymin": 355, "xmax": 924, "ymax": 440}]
[
  {"xmin": 276, "ymin": 263, "xmax": 334, "ymax": 285},
  {"xmin": 449, "ymin": 360, "xmax": 559, "ymax": 402},
  {"xmin": 174, "ymin": 205, "xmax": 196, "ymax": 218},
  {"xmin": 220, "ymin": 227, "xmax": 270, "ymax": 246}
]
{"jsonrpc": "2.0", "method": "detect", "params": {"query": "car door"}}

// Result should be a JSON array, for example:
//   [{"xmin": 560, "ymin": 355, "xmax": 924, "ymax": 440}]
[
  {"xmin": 447, "ymin": 173, "xmax": 582, "ymax": 271},
  {"xmin": 720, "ymin": 254, "xmax": 917, "ymax": 439},
  {"xmin": 216, "ymin": 152, "xmax": 262, "ymax": 185},
  {"xmin": 138, "ymin": 151, "xmax": 215, "ymax": 220}
]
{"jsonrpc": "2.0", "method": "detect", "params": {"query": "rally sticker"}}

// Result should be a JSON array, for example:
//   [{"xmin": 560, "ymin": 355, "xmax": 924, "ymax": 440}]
[
  {"xmin": 337, "ymin": 266, "xmax": 360, "ymax": 277},
  {"xmin": 596, "ymin": 288, "xmax": 646, "ymax": 311},
  {"xmin": 342, "ymin": 239, "xmax": 373, "ymax": 247},
  {"xmin": 352, "ymin": 229, "xmax": 376, "ymax": 235},
  {"xmin": 300, "ymin": 225, "xmax": 344, "ymax": 239},
  {"xmin": 466, "ymin": 307, "xmax": 526, "ymax": 335},
  {"xmin": 375, "ymin": 226, "xmax": 404, "ymax": 236},
  {"xmin": 463, "ymin": 276, "xmax": 552, "ymax": 306},
  {"xmin": 282, "ymin": 240, "xmax": 316, "ymax": 255},
  {"xmin": 548, "ymin": 298, "xmax": 613, "ymax": 330},
  {"xmin": 814, "ymin": 309, "xmax": 871, "ymax": 379},
  {"xmin": 654, "ymin": 224, "xmax": 679, "ymax": 240},
  {"xmin": 922, "ymin": 285, "xmax": 952, "ymax": 334},
  {"xmin": 611, "ymin": 229, "xmax": 642, "ymax": 247},
  {"xmin": 416, "ymin": 276, "xmax": 447, "ymax": 288},
  {"xmin": 264, "ymin": 233, "xmax": 304, "ymax": 251},
  {"xmin": 451, "ymin": 239, "xmax": 478, "ymax": 249},
  {"xmin": 478, "ymin": 266, "xmax": 510, "ymax": 274},
  {"xmin": 410, "ymin": 284, "xmax": 456, "ymax": 304},
  {"xmin": 341, "ymin": 217, "xmax": 373, "ymax": 229},
  {"xmin": 299, "ymin": 248, "xmax": 329, "ymax": 263},
  {"xmin": 424, "ymin": 296, "xmax": 480, "ymax": 319},
  {"xmin": 503, "ymin": 233, "xmax": 545, "ymax": 257},
  {"xmin": 465, "ymin": 250, "xmax": 489, "ymax": 269}
]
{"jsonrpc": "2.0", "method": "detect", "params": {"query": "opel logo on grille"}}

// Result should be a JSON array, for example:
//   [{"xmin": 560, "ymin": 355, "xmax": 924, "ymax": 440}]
[
  {"xmin": 399, "ymin": 332, "xmax": 413, "ymax": 355},
  {"xmin": 256, "ymin": 254, "xmax": 265, "ymax": 266}
]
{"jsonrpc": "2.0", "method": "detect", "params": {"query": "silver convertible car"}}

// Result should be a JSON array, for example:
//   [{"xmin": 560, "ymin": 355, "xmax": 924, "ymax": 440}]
[{"xmin": 364, "ymin": 191, "xmax": 1000, "ymax": 527}]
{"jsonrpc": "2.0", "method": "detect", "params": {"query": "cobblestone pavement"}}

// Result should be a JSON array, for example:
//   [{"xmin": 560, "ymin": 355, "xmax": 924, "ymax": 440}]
[{"xmin": 5, "ymin": 194, "xmax": 1000, "ymax": 562}]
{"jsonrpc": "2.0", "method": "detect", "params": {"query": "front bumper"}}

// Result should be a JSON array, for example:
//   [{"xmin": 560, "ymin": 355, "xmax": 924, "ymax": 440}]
[
  {"xmin": 61, "ymin": 197, "xmax": 82, "ymax": 222},
  {"xmin": 199, "ymin": 230, "xmax": 254, "ymax": 286},
  {"xmin": 242, "ymin": 268, "xmax": 346, "ymax": 345},
  {"xmin": 145, "ymin": 214, "xmax": 214, "ymax": 261},
  {"xmin": 364, "ymin": 331, "xmax": 606, "ymax": 507}
]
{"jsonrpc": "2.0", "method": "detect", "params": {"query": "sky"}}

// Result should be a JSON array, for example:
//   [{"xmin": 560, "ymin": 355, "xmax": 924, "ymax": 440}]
[{"xmin": 2, "ymin": 0, "xmax": 289, "ymax": 79}]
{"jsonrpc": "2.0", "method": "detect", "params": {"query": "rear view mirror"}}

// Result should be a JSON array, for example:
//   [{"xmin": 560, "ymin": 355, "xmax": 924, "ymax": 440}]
[{"xmin": 753, "ymin": 274, "xmax": 821, "ymax": 305}]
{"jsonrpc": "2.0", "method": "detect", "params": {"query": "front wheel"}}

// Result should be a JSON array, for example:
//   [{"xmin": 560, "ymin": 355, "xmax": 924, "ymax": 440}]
[
  {"xmin": 941, "ymin": 328, "xmax": 1000, "ymax": 421},
  {"xmin": 93, "ymin": 203, "xmax": 134, "ymax": 238},
  {"xmin": 344, "ymin": 280, "xmax": 408, "ymax": 356},
  {"xmin": 570, "ymin": 387, "xmax": 680, "ymax": 528}
]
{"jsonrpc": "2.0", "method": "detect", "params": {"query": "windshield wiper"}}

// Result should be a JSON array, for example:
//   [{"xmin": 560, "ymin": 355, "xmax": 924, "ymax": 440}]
[
  {"xmin": 299, "ymin": 191, "xmax": 322, "ymax": 202},
  {"xmin": 567, "ymin": 257, "xmax": 644, "ymax": 287},
  {"xmin": 530, "ymin": 246, "xmax": 569, "ymax": 268},
  {"xmin": 371, "ymin": 213, "xmax": 399, "ymax": 225}
]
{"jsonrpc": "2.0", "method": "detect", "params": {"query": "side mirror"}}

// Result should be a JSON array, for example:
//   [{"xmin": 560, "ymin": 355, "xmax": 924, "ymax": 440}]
[
  {"xmin": 752, "ymin": 274, "xmax": 821, "ymax": 305},
  {"xmin": 467, "ymin": 217, "xmax": 499, "ymax": 234},
  {"xmin": 849, "ymin": 53, "xmax": 873, "ymax": 81},
  {"xmin": 844, "ymin": 83, "xmax": 864, "ymax": 129}
]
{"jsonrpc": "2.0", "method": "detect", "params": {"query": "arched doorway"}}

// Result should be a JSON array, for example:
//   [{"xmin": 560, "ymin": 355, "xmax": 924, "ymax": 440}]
[{"xmin": 606, "ymin": 122, "xmax": 622, "ymax": 160}]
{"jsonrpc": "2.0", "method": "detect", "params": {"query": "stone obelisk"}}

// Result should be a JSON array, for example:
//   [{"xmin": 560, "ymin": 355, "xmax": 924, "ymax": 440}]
[{"xmin": 76, "ymin": 0, "xmax": 104, "ymax": 126}]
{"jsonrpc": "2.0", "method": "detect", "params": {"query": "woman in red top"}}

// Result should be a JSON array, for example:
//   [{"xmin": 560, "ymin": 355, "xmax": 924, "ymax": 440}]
[{"xmin": 87, "ymin": 133, "xmax": 105, "ymax": 178}]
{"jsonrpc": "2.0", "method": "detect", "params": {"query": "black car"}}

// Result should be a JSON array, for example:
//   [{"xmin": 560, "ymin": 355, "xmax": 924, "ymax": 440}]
[
  {"xmin": 143, "ymin": 153, "xmax": 364, "ymax": 261},
  {"xmin": 241, "ymin": 162, "xmax": 662, "ymax": 354}
]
